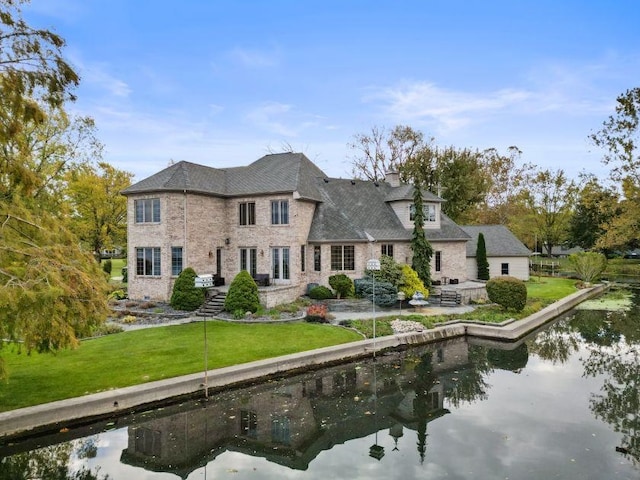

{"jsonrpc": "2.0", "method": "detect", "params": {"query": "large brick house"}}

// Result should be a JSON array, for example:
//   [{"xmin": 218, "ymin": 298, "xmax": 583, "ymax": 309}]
[{"xmin": 121, "ymin": 153, "xmax": 524, "ymax": 306}]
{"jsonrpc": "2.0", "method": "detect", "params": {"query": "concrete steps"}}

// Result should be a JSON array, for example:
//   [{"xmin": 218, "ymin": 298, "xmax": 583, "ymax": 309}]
[{"xmin": 197, "ymin": 290, "xmax": 226, "ymax": 317}]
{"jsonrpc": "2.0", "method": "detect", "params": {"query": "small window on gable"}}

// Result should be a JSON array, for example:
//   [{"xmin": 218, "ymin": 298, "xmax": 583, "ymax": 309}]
[{"xmin": 409, "ymin": 203, "xmax": 436, "ymax": 222}]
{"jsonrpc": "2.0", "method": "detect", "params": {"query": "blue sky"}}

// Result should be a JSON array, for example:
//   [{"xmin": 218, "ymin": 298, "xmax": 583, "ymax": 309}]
[{"xmin": 24, "ymin": 0, "xmax": 640, "ymax": 182}]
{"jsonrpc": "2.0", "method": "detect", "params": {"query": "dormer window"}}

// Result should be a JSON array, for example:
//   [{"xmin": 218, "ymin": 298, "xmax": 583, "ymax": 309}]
[{"xmin": 409, "ymin": 203, "xmax": 436, "ymax": 222}]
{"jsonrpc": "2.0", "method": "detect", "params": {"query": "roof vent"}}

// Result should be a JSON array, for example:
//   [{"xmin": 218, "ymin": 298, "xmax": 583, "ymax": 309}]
[
  {"xmin": 351, "ymin": 179, "xmax": 356, "ymax": 185},
  {"xmin": 323, "ymin": 178, "xmax": 329, "ymax": 183},
  {"xmin": 374, "ymin": 181, "xmax": 379, "ymax": 187}
]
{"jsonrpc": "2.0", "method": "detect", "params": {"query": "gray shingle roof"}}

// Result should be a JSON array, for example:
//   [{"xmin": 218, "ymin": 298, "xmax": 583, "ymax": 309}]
[
  {"xmin": 121, "ymin": 153, "xmax": 326, "ymax": 201},
  {"xmin": 307, "ymin": 178, "xmax": 470, "ymax": 243},
  {"xmin": 122, "ymin": 152, "xmax": 473, "ymax": 244},
  {"xmin": 460, "ymin": 225, "xmax": 531, "ymax": 257}
]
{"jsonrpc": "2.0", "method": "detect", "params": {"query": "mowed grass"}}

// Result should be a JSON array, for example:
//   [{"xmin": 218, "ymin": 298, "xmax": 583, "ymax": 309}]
[
  {"xmin": 0, "ymin": 321, "xmax": 361, "ymax": 412},
  {"xmin": 352, "ymin": 276, "xmax": 580, "ymax": 337}
]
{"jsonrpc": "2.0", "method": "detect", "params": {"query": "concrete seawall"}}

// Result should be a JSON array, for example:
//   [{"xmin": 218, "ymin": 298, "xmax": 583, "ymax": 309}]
[{"xmin": 0, "ymin": 284, "xmax": 606, "ymax": 440}]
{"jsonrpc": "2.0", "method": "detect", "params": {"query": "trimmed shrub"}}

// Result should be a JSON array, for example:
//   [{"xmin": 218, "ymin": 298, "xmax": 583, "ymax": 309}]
[
  {"xmin": 224, "ymin": 270, "xmax": 260, "ymax": 313},
  {"xmin": 486, "ymin": 276, "xmax": 527, "ymax": 312},
  {"xmin": 476, "ymin": 232, "xmax": 490, "ymax": 280},
  {"xmin": 356, "ymin": 277, "xmax": 398, "ymax": 307},
  {"xmin": 102, "ymin": 259, "xmax": 112, "ymax": 275},
  {"xmin": 399, "ymin": 264, "xmax": 429, "ymax": 299},
  {"xmin": 328, "ymin": 274, "xmax": 354, "ymax": 299},
  {"xmin": 309, "ymin": 285, "xmax": 334, "ymax": 300},
  {"xmin": 170, "ymin": 267, "xmax": 205, "ymax": 311}
]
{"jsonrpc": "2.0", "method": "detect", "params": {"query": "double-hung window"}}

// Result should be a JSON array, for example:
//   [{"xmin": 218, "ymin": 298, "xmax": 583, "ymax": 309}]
[
  {"xmin": 135, "ymin": 198, "xmax": 160, "ymax": 223},
  {"xmin": 136, "ymin": 247, "xmax": 161, "ymax": 276},
  {"xmin": 239, "ymin": 202, "xmax": 256, "ymax": 226},
  {"xmin": 271, "ymin": 200, "xmax": 289, "ymax": 225},
  {"xmin": 330, "ymin": 245, "xmax": 355, "ymax": 271}
]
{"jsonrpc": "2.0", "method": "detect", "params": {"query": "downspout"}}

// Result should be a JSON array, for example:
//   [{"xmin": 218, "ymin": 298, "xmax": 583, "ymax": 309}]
[{"xmin": 183, "ymin": 190, "xmax": 187, "ymax": 267}]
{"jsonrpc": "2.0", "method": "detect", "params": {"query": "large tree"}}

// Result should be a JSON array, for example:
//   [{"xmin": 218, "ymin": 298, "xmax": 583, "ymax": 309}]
[
  {"xmin": 410, "ymin": 184, "xmax": 433, "ymax": 286},
  {"xmin": 590, "ymin": 87, "xmax": 640, "ymax": 183},
  {"xmin": 348, "ymin": 125, "xmax": 429, "ymax": 181},
  {"xmin": 0, "ymin": 0, "xmax": 108, "ymax": 377},
  {"xmin": 66, "ymin": 162, "xmax": 133, "ymax": 257},
  {"xmin": 567, "ymin": 175, "xmax": 620, "ymax": 252},
  {"xmin": 590, "ymin": 88, "xmax": 640, "ymax": 249},
  {"xmin": 515, "ymin": 168, "xmax": 576, "ymax": 257}
]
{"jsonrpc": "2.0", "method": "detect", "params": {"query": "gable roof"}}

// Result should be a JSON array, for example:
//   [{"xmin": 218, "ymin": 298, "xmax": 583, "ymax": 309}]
[
  {"xmin": 307, "ymin": 178, "xmax": 470, "ymax": 243},
  {"xmin": 121, "ymin": 153, "xmax": 326, "ymax": 201},
  {"xmin": 460, "ymin": 225, "xmax": 531, "ymax": 257}
]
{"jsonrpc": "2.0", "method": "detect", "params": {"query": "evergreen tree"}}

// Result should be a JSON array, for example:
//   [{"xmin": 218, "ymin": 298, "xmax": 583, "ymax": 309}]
[
  {"xmin": 411, "ymin": 184, "xmax": 433, "ymax": 286},
  {"xmin": 476, "ymin": 232, "xmax": 490, "ymax": 280}
]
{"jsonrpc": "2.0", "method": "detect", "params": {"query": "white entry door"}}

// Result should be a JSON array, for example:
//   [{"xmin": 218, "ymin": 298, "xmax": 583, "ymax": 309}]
[{"xmin": 271, "ymin": 247, "xmax": 290, "ymax": 283}]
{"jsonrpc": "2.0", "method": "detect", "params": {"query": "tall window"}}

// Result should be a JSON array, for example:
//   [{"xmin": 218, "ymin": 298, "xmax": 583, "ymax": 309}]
[
  {"xmin": 171, "ymin": 247, "xmax": 183, "ymax": 276},
  {"xmin": 331, "ymin": 245, "xmax": 355, "ymax": 271},
  {"xmin": 301, "ymin": 245, "xmax": 306, "ymax": 272},
  {"xmin": 271, "ymin": 417, "xmax": 291, "ymax": 445},
  {"xmin": 135, "ymin": 198, "xmax": 160, "ymax": 223},
  {"xmin": 314, "ymin": 245, "xmax": 321, "ymax": 271},
  {"xmin": 381, "ymin": 244, "xmax": 394, "ymax": 258},
  {"xmin": 239, "ymin": 202, "xmax": 256, "ymax": 225},
  {"xmin": 272, "ymin": 247, "xmax": 290, "ymax": 281},
  {"xmin": 271, "ymin": 200, "xmax": 289, "ymax": 225},
  {"xmin": 136, "ymin": 247, "xmax": 161, "ymax": 276},
  {"xmin": 240, "ymin": 248, "xmax": 257, "ymax": 277},
  {"xmin": 501, "ymin": 263, "xmax": 509, "ymax": 275},
  {"xmin": 409, "ymin": 203, "xmax": 436, "ymax": 223},
  {"xmin": 240, "ymin": 410, "xmax": 257, "ymax": 438},
  {"xmin": 435, "ymin": 251, "xmax": 442, "ymax": 272}
]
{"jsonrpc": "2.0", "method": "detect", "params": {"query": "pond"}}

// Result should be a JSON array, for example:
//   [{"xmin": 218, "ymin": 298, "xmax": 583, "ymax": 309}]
[{"xmin": 1, "ymin": 289, "xmax": 639, "ymax": 479}]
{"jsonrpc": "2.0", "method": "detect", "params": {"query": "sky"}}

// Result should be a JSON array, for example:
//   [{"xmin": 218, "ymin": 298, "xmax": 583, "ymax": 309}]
[{"xmin": 23, "ymin": 0, "xmax": 640, "ymax": 183}]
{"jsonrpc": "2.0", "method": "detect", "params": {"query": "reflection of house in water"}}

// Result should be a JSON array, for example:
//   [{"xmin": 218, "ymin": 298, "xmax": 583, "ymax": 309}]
[{"xmin": 121, "ymin": 338, "xmax": 473, "ymax": 477}]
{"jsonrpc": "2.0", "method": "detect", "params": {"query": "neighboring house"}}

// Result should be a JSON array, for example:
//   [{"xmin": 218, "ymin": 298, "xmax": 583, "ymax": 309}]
[
  {"xmin": 121, "ymin": 153, "xmax": 473, "ymax": 306},
  {"xmin": 461, "ymin": 225, "xmax": 531, "ymax": 281},
  {"xmin": 550, "ymin": 245, "xmax": 583, "ymax": 258}
]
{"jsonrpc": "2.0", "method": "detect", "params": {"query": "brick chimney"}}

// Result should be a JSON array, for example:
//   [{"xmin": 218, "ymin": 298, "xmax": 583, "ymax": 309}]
[{"xmin": 385, "ymin": 171, "xmax": 400, "ymax": 187}]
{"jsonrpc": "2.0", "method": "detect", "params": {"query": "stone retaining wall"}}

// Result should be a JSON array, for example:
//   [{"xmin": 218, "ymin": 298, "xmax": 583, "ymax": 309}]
[{"xmin": 0, "ymin": 284, "xmax": 606, "ymax": 440}]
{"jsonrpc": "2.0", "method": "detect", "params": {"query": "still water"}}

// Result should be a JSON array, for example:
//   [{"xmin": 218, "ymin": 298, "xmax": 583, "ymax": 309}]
[{"xmin": 1, "ymin": 292, "xmax": 639, "ymax": 479}]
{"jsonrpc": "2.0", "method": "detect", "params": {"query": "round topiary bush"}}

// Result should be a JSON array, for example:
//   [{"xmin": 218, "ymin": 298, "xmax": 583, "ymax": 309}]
[
  {"xmin": 309, "ymin": 285, "xmax": 334, "ymax": 300},
  {"xmin": 328, "ymin": 274, "xmax": 354, "ymax": 299},
  {"xmin": 170, "ymin": 267, "xmax": 205, "ymax": 311},
  {"xmin": 486, "ymin": 276, "xmax": 527, "ymax": 312},
  {"xmin": 224, "ymin": 270, "xmax": 260, "ymax": 313}
]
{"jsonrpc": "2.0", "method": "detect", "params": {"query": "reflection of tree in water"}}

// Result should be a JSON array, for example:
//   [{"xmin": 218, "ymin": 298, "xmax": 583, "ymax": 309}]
[
  {"xmin": 0, "ymin": 440, "xmax": 109, "ymax": 480},
  {"xmin": 445, "ymin": 345, "xmax": 491, "ymax": 409},
  {"xmin": 579, "ymin": 306, "xmax": 640, "ymax": 466},
  {"xmin": 487, "ymin": 343, "xmax": 529, "ymax": 373},
  {"xmin": 527, "ymin": 318, "xmax": 581, "ymax": 364},
  {"xmin": 413, "ymin": 352, "xmax": 438, "ymax": 464}
]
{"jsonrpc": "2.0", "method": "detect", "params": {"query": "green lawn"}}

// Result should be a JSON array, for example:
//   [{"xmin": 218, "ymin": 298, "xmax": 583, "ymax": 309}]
[
  {"xmin": 352, "ymin": 276, "xmax": 580, "ymax": 338},
  {"xmin": 0, "ymin": 321, "xmax": 361, "ymax": 412},
  {"xmin": 101, "ymin": 257, "xmax": 126, "ymax": 280}
]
